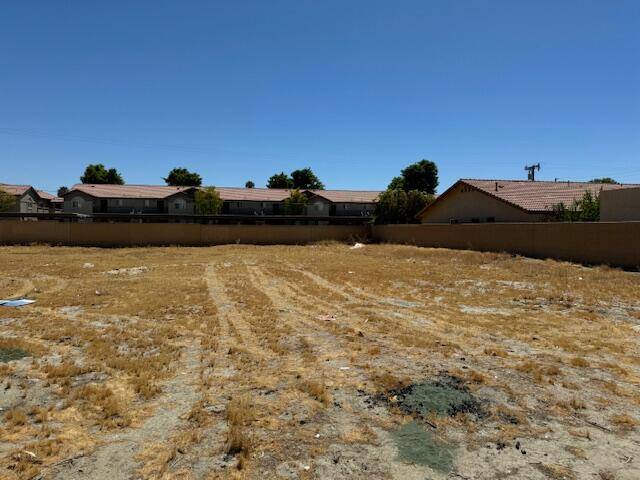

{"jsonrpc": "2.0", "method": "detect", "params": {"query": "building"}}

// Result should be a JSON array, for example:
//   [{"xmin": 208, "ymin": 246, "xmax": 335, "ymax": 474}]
[
  {"xmin": 63, "ymin": 184, "xmax": 198, "ymax": 214},
  {"xmin": 600, "ymin": 186, "xmax": 640, "ymax": 221},
  {"xmin": 305, "ymin": 190, "xmax": 380, "ymax": 216},
  {"xmin": 0, "ymin": 183, "xmax": 54, "ymax": 213},
  {"xmin": 417, "ymin": 179, "xmax": 638, "ymax": 224},
  {"xmin": 62, "ymin": 184, "xmax": 381, "ymax": 217}
]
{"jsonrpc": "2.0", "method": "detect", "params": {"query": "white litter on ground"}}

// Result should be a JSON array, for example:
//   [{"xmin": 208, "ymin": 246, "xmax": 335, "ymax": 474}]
[
  {"xmin": 105, "ymin": 266, "xmax": 149, "ymax": 276},
  {"xmin": 83, "ymin": 263, "xmax": 95, "ymax": 269},
  {"xmin": 350, "ymin": 243, "xmax": 365, "ymax": 250},
  {"xmin": 0, "ymin": 299, "xmax": 36, "ymax": 307}
]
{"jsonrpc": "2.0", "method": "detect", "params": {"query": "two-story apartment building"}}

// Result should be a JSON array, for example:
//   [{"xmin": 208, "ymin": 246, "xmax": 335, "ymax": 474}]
[
  {"xmin": 62, "ymin": 184, "xmax": 381, "ymax": 217},
  {"xmin": 0, "ymin": 183, "xmax": 58, "ymax": 213}
]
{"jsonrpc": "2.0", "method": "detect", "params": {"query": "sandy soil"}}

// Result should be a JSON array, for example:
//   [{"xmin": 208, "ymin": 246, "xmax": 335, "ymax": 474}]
[{"xmin": 0, "ymin": 244, "xmax": 639, "ymax": 479}]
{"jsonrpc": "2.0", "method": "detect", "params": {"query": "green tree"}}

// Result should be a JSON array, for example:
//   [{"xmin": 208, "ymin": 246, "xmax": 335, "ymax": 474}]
[
  {"xmin": 291, "ymin": 167, "xmax": 325, "ymax": 190},
  {"xmin": 553, "ymin": 191, "xmax": 600, "ymax": 222},
  {"xmin": 283, "ymin": 189, "xmax": 308, "ymax": 215},
  {"xmin": 267, "ymin": 172, "xmax": 293, "ymax": 189},
  {"xmin": 194, "ymin": 187, "xmax": 223, "ymax": 214},
  {"xmin": 375, "ymin": 189, "xmax": 434, "ymax": 224},
  {"xmin": 0, "ymin": 188, "xmax": 15, "ymax": 212},
  {"xmin": 57, "ymin": 186, "xmax": 69, "ymax": 197},
  {"xmin": 245, "ymin": 180, "xmax": 255, "ymax": 188},
  {"xmin": 388, "ymin": 159, "xmax": 438, "ymax": 194},
  {"xmin": 164, "ymin": 167, "xmax": 202, "ymax": 186},
  {"xmin": 589, "ymin": 177, "xmax": 617, "ymax": 184},
  {"xmin": 80, "ymin": 164, "xmax": 124, "ymax": 184}
]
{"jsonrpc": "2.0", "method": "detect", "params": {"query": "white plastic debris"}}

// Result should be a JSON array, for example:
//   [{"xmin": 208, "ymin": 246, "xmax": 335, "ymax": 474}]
[
  {"xmin": 83, "ymin": 263, "xmax": 95, "ymax": 269},
  {"xmin": 349, "ymin": 242, "xmax": 365, "ymax": 250},
  {"xmin": 105, "ymin": 266, "xmax": 148, "ymax": 276},
  {"xmin": 0, "ymin": 299, "xmax": 35, "ymax": 307}
]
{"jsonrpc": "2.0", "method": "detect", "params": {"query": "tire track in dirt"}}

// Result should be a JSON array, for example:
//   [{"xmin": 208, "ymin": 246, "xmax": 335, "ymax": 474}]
[
  {"xmin": 48, "ymin": 340, "xmax": 202, "ymax": 480},
  {"xmin": 204, "ymin": 263, "xmax": 273, "ymax": 360}
]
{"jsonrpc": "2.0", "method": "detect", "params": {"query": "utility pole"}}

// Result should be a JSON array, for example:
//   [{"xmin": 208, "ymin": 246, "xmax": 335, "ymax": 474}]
[{"xmin": 524, "ymin": 163, "xmax": 540, "ymax": 181}]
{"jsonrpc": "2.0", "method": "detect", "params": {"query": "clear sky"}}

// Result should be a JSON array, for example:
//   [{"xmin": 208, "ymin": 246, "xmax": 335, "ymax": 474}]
[{"xmin": 1, "ymin": 1, "xmax": 638, "ymax": 194}]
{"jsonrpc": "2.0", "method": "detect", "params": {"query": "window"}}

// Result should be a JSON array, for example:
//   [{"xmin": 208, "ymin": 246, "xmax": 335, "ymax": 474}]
[
  {"xmin": 471, "ymin": 218, "xmax": 480, "ymax": 223},
  {"xmin": 115, "ymin": 199, "xmax": 123, "ymax": 207},
  {"xmin": 174, "ymin": 201, "xmax": 181, "ymax": 210},
  {"xmin": 144, "ymin": 199, "xmax": 154, "ymax": 208},
  {"xmin": 72, "ymin": 200, "xmax": 79, "ymax": 208},
  {"xmin": 487, "ymin": 217, "xmax": 495, "ymax": 223}
]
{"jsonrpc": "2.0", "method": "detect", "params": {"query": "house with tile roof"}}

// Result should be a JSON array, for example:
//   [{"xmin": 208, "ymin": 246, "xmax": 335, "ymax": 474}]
[
  {"xmin": 62, "ymin": 184, "xmax": 381, "ymax": 216},
  {"xmin": 0, "ymin": 183, "xmax": 57, "ymax": 213},
  {"xmin": 416, "ymin": 179, "xmax": 639, "ymax": 224}
]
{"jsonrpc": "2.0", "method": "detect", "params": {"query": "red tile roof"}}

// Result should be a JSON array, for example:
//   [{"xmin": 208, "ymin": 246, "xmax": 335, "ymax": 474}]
[
  {"xmin": 0, "ymin": 183, "xmax": 32, "ymax": 196},
  {"xmin": 307, "ymin": 189, "xmax": 381, "ymax": 203},
  {"xmin": 419, "ymin": 179, "xmax": 640, "ymax": 217},
  {"xmin": 66, "ymin": 184, "xmax": 381, "ymax": 203},
  {"xmin": 68, "ymin": 184, "xmax": 196, "ymax": 199},
  {"xmin": 215, "ymin": 187, "xmax": 293, "ymax": 201}
]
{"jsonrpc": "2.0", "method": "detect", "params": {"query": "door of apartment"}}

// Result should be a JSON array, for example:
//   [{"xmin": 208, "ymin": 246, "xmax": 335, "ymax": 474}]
[
  {"xmin": 157, "ymin": 200, "xmax": 165, "ymax": 213},
  {"xmin": 100, "ymin": 199, "xmax": 108, "ymax": 213}
]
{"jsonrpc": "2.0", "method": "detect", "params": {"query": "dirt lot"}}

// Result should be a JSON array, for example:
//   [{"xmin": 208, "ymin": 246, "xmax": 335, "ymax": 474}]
[{"xmin": 0, "ymin": 243, "xmax": 639, "ymax": 480}]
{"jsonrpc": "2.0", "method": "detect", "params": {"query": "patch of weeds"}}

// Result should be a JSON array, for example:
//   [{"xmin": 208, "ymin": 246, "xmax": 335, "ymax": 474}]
[
  {"xmin": 393, "ymin": 421, "xmax": 455, "ymax": 472},
  {"xmin": 384, "ymin": 374, "xmax": 485, "ymax": 419},
  {"xmin": 0, "ymin": 347, "xmax": 30, "ymax": 363}
]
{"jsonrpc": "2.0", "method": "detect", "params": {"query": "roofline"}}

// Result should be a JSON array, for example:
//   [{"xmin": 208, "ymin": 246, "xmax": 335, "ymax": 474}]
[{"xmin": 415, "ymin": 179, "xmax": 553, "ymax": 219}]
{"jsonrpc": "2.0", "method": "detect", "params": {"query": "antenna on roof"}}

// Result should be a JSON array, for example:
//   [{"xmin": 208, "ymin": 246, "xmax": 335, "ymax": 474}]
[{"xmin": 524, "ymin": 163, "xmax": 540, "ymax": 181}]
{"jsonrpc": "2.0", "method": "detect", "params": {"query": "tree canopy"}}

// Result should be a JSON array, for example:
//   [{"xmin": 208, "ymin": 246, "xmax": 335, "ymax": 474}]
[
  {"xmin": 266, "ymin": 168, "xmax": 325, "ymax": 189},
  {"xmin": 553, "ymin": 191, "xmax": 600, "ymax": 222},
  {"xmin": 387, "ymin": 159, "xmax": 438, "ymax": 194},
  {"xmin": 164, "ymin": 167, "xmax": 202, "ymax": 187},
  {"xmin": 0, "ymin": 188, "xmax": 15, "ymax": 212},
  {"xmin": 245, "ymin": 180, "xmax": 255, "ymax": 189},
  {"xmin": 291, "ymin": 168, "xmax": 324, "ymax": 190},
  {"xmin": 80, "ymin": 164, "xmax": 124, "ymax": 184},
  {"xmin": 266, "ymin": 172, "xmax": 293, "ymax": 189},
  {"xmin": 57, "ymin": 186, "xmax": 69, "ymax": 197},
  {"xmin": 589, "ymin": 177, "xmax": 617, "ymax": 184},
  {"xmin": 194, "ymin": 187, "xmax": 223, "ymax": 214},
  {"xmin": 375, "ymin": 189, "xmax": 434, "ymax": 224},
  {"xmin": 283, "ymin": 189, "xmax": 308, "ymax": 215}
]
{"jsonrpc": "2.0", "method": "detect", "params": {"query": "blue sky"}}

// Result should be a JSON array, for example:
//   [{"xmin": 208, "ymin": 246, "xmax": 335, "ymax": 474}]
[{"xmin": 1, "ymin": 1, "xmax": 638, "ymax": 194}]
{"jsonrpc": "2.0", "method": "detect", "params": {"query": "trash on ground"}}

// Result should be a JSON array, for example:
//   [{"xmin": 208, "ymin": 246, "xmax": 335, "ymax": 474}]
[
  {"xmin": 0, "ymin": 299, "xmax": 36, "ymax": 307},
  {"xmin": 105, "ymin": 266, "xmax": 149, "ymax": 276},
  {"xmin": 83, "ymin": 263, "xmax": 95, "ymax": 269},
  {"xmin": 350, "ymin": 243, "xmax": 365, "ymax": 249},
  {"xmin": 317, "ymin": 314, "xmax": 337, "ymax": 322},
  {"xmin": 393, "ymin": 420, "xmax": 455, "ymax": 472}
]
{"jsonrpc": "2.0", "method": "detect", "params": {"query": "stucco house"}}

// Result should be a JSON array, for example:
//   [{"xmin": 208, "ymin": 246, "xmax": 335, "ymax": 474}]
[
  {"xmin": 0, "ymin": 183, "xmax": 55, "ymax": 213},
  {"xmin": 600, "ymin": 186, "xmax": 640, "ymax": 221},
  {"xmin": 417, "ymin": 179, "xmax": 638, "ymax": 224}
]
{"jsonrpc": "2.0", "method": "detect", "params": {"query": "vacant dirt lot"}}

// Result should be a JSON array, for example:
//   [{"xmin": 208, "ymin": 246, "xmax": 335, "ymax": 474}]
[{"xmin": 0, "ymin": 244, "xmax": 639, "ymax": 479}]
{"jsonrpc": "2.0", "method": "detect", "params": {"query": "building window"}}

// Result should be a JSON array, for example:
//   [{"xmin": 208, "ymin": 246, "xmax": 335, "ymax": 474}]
[
  {"xmin": 487, "ymin": 217, "xmax": 495, "ymax": 223},
  {"xmin": 72, "ymin": 200, "xmax": 79, "ymax": 208},
  {"xmin": 471, "ymin": 218, "xmax": 480, "ymax": 223},
  {"xmin": 174, "ymin": 201, "xmax": 181, "ymax": 210},
  {"xmin": 115, "ymin": 199, "xmax": 123, "ymax": 207}
]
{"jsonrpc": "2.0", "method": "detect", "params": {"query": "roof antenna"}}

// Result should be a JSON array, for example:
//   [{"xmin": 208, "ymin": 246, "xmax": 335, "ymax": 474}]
[{"xmin": 524, "ymin": 163, "xmax": 540, "ymax": 181}]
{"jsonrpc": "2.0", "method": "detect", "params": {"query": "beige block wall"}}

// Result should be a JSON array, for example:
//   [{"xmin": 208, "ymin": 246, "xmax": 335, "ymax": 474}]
[
  {"xmin": 420, "ymin": 184, "xmax": 543, "ymax": 223},
  {"xmin": 372, "ymin": 222, "xmax": 640, "ymax": 269},
  {"xmin": 601, "ymin": 187, "xmax": 640, "ymax": 221},
  {"xmin": 0, "ymin": 221, "xmax": 367, "ymax": 247}
]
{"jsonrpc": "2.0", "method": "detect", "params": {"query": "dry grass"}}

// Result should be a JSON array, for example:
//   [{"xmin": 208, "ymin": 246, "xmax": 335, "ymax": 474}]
[{"xmin": 0, "ymin": 244, "xmax": 638, "ymax": 479}]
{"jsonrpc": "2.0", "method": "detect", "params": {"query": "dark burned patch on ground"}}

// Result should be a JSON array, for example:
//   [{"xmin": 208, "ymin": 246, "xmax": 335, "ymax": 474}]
[
  {"xmin": 381, "ymin": 374, "xmax": 486, "ymax": 420},
  {"xmin": 0, "ymin": 347, "xmax": 30, "ymax": 363}
]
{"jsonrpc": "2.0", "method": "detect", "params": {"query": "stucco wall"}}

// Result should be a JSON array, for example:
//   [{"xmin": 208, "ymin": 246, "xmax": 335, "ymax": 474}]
[
  {"xmin": 601, "ymin": 187, "xmax": 640, "ymax": 221},
  {"xmin": 420, "ymin": 184, "xmax": 544, "ymax": 223},
  {"xmin": 372, "ymin": 222, "xmax": 640, "ymax": 269},
  {"xmin": 0, "ymin": 221, "xmax": 367, "ymax": 247}
]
